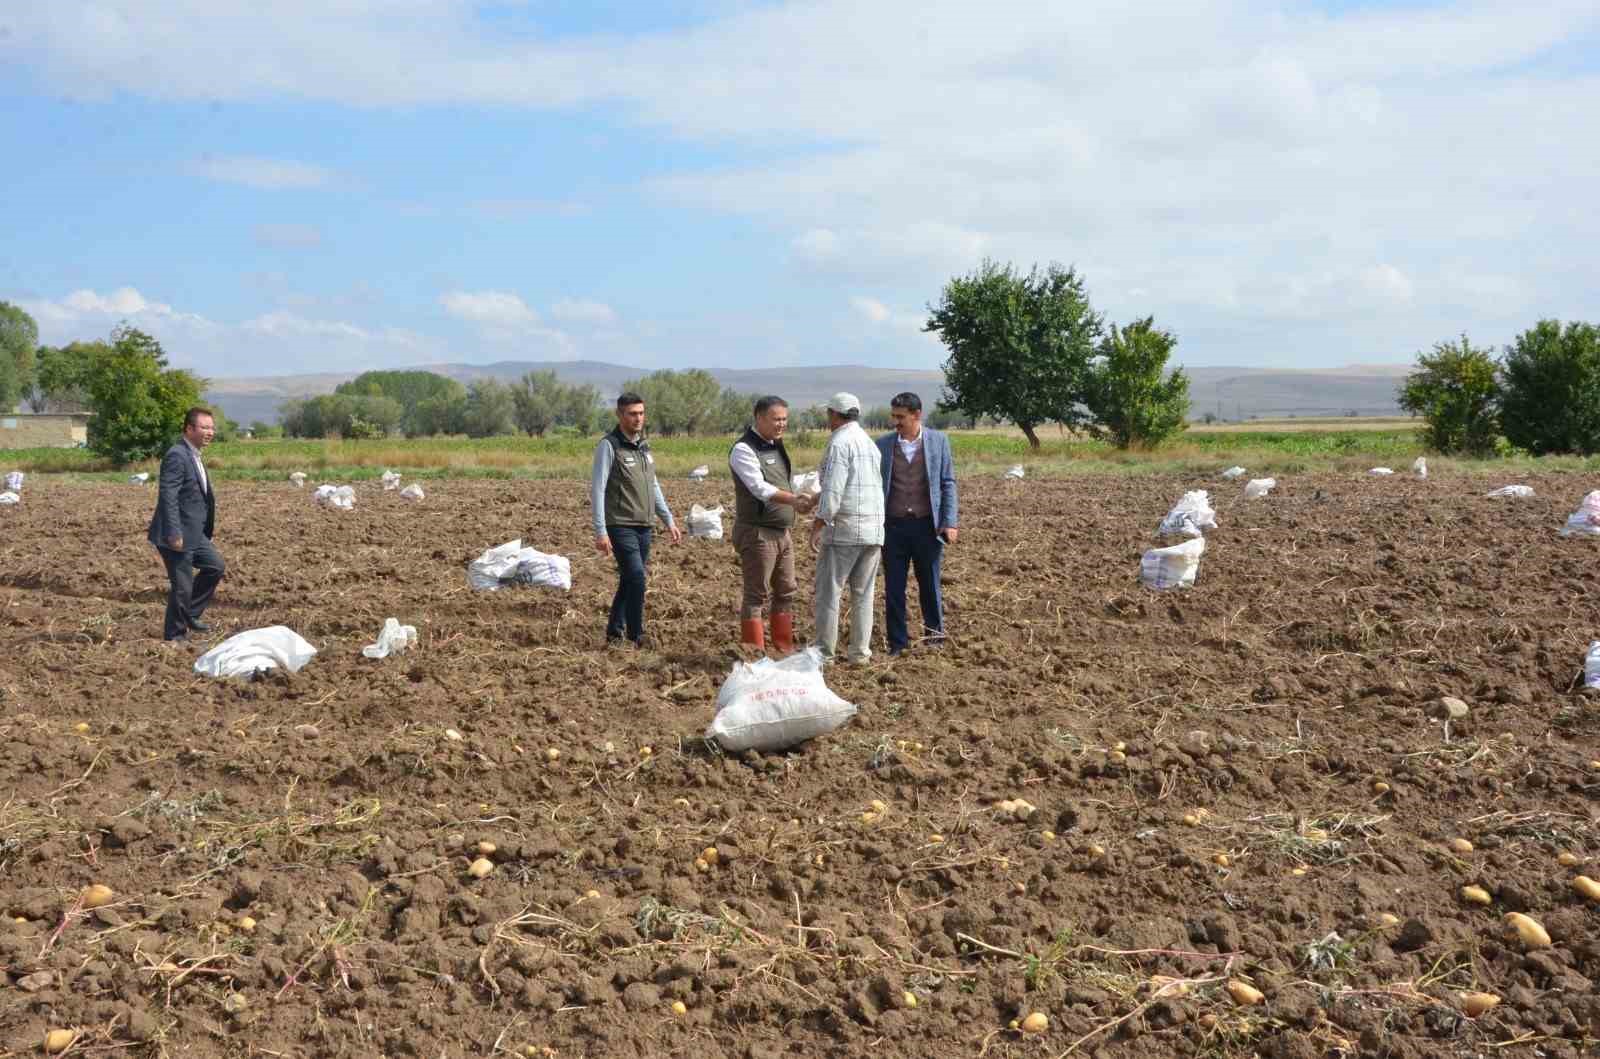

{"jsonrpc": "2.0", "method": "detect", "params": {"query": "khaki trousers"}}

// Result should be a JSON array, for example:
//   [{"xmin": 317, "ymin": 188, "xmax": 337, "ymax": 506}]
[{"xmin": 732, "ymin": 523, "xmax": 797, "ymax": 620}]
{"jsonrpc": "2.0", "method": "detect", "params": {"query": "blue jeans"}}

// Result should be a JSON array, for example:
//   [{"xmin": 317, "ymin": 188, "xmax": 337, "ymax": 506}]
[
  {"xmin": 605, "ymin": 525, "xmax": 652, "ymax": 644},
  {"xmin": 883, "ymin": 517, "xmax": 944, "ymax": 652}
]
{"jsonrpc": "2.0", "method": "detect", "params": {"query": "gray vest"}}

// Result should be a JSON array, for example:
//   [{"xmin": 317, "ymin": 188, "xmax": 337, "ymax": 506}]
[
  {"xmin": 732, "ymin": 428, "xmax": 794, "ymax": 530},
  {"xmin": 603, "ymin": 429, "xmax": 656, "ymax": 527}
]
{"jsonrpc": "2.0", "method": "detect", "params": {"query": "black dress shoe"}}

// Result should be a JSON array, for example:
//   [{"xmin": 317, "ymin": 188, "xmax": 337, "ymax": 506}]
[
  {"xmin": 164, "ymin": 633, "xmax": 189, "ymax": 643},
  {"xmin": 187, "ymin": 620, "xmax": 211, "ymax": 633}
]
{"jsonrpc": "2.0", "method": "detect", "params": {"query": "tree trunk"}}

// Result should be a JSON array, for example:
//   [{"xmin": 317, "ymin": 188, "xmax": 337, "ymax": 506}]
[{"xmin": 1019, "ymin": 422, "xmax": 1041, "ymax": 449}]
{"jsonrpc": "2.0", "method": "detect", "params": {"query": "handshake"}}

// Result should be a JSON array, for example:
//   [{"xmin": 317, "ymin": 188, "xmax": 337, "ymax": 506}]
[{"xmin": 791, "ymin": 492, "xmax": 817, "ymax": 515}]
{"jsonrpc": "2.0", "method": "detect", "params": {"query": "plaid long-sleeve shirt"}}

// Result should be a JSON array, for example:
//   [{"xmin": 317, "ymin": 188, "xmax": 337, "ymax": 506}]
[{"xmin": 815, "ymin": 420, "xmax": 885, "ymax": 547}]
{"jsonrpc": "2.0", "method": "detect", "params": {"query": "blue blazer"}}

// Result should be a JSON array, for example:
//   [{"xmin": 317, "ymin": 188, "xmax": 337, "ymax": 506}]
[{"xmin": 876, "ymin": 428, "xmax": 959, "ymax": 530}]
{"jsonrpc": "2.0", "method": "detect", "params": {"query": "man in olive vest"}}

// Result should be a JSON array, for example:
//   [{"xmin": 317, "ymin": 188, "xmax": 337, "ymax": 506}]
[
  {"xmin": 728, "ymin": 395, "xmax": 811, "ymax": 652},
  {"xmin": 591, "ymin": 393, "xmax": 680, "ymax": 646}
]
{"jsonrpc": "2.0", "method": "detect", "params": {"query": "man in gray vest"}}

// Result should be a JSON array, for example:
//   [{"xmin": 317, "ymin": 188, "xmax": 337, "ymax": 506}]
[
  {"xmin": 728, "ymin": 395, "xmax": 811, "ymax": 652},
  {"xmin": 875, "ymin": 392, "xmax": 959, "ymax": 655},
  {"xmin": 591, "ymin": 393, "xmax": 680, "ymax": 646}
]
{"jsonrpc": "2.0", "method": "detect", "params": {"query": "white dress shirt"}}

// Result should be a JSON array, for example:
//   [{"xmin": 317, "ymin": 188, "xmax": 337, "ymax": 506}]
[
  {"xmin": 729, "ymin": 431, "xmax": 782, "ymax": 500},
  {"xmin": 896, "ymin": 428, "xmax": 923, "ymax": 465},
  {"xmin": 184, "ymin": 438, "xmax": 209, "ymax": 495}
]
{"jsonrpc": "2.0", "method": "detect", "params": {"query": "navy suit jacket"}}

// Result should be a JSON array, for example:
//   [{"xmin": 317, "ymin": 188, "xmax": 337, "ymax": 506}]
[
  {"xmin": 147, "ymin": 441, "xmax": 215, "ymax": 550},
  {"xmin": 876, "ymin": 428, "xmax": 959, "ymax": 530}
]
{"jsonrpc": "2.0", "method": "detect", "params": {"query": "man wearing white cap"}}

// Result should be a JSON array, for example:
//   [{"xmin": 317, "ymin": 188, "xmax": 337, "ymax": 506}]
[{"xmin": 809, "ymin": 392, "xmax": 885, "ymax": 663}]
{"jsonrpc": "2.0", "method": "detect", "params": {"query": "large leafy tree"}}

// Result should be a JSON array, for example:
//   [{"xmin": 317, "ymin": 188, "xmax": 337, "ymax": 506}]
[
  {"xmin": 1083, "ymin": 317, "xmax": 1191, "ymax": 449},
  {"xmin": 1500, "ymin": 319, "xmax": 1600, "ymax": 455},
  {"xmin": 85, "ymin": 326, "xmax": 205, "ymax": 464},
  {"xmin": 0, "ymin": 300, "xmax": 39, "ymax": 412},
  {"xmin": 29, "ymin": 341, "xmax": 104, "ymax": 412},
  {"xmin": 460, "ymin": 379, "xmax": 516, "ymax": 438},
  {"xmin": 510, "ymin": 370, "xmax": 601, "ymax": 436},
  {"xmin": 619, "ymin": 369, "xmax": 725, "ymax": 435},
  {"xmin": 926, "ymin": 260, "xmax": 1103, "ymax": 448},
  {"xmin": 1397, "ymin": 334, "xmax": 1501, "ymax": 455}
]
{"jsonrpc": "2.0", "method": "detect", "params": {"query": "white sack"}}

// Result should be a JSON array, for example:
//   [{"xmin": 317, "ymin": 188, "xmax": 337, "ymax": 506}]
[
  {"xmin": 400, "ymin": 483, "xmax": 425, "ymax": 500},
  {"xmin": 4, "ymin": 471, "xmax": 22, "ymax": 491},
  {"xmin": 363, "ymin": 618, "xmax": 418, "ymax": 659},
  {"xmin": 289, "ymin": 472, "xmax": 307, "ymax": 487},
  {"xmin": 688, "ymin": 465, "xmax": 709, "ymax": 481},
  {"xmin": 687, "ymin": 503, "xmax": 724, "ymax": 540},
  {"xmin": 194, "ymin": 626, "xmax": 317, "ymax": 678},
  {"xmin": 1140, "ymin": 536, "xmax": 1206, "ymax": 591},
  {"xmin": 1586, "ymin": 642, "xmax": 1600, "ymax": 690},
  {"xmin": 1412, "ymin": 457, "xmax": 1428, "ymax": 479},
  {"xmin": 313, "ymin": 484, "xmax": 356, "ymax": 510},
  {"xmin": 1158, "ymin": 490, "xmax": 1217, "ymax": 538},
  {"xmin": 467, "ymin": 538, "xmax": 573, "ymax": 591},
  {"xmin": 706, "ymin": 647, "xmax": 858, "ymax": 752},
  {"xmin": 791, "ymin": 471, "xmax": 821, "ymax": 495},
  {"xmin": 129, "ymin": 472, "xmax": 150, "ymax": 484},
  {"xmin": 1368, "ymin": 467, "xmax": 1394, "ymax": 476},
  {"xmin": 1560, "ymin": 491, "xmax": 1600, "ymax": 537},
  {"xmin": 1486, "ymin": 485, "xmax": 1534, "ymax": 499},
  {"xmin": 1221, "ymin": 466, "xmax": 1247, "ymax": 479},
  {"xmin": 381, "ymin": 470, "xmax": 402, "ymax": 491},
  {"xmin": 1004, "ymin": 464, "xmax": 1026, "ymax": 480},
  {"xmin": 1244, "ymin": 477, "xmax": 1276, "ymax": 500},
  {"xmin": 0, "ymin": 492, "xmax": 18, "ymax": 505}
]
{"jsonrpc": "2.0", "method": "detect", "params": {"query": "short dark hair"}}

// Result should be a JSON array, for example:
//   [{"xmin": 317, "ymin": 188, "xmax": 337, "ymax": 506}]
[
  {"xmin": 184, "ymin": 406, "xmax": 215, "ymax": 428},
  {"xmin": 753, "ymin": 395, "xmax": 788, "ymax": 417},
  {"xmin": 836, "ymin": 408, "xmax": 860, "ymax": 422},
  {"xmin": 890, "ymin": 392, "xmax": 923, "ymax": 413},
  {"xmin": 616, "ymin": 392, "xmax": 645, "ymax": 410}
]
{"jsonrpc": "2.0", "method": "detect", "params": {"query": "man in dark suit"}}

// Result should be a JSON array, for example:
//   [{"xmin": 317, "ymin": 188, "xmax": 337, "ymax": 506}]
[
  {"xmin": 875, "ymin": 392, "xmax": 959, "ymax": 656},
  {"xmin": 148, "ymin": 407, "xmax": 225, "ymax": 642}
]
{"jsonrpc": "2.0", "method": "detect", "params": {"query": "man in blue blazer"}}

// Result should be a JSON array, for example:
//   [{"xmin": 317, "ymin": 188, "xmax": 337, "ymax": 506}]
[
  {"xmin": 147, "ymin": 407, "xmax": 226, "ymax": 642},
  {"xmin": 875, "ymin": 392, "xmax": 959, "ymax": 655}
]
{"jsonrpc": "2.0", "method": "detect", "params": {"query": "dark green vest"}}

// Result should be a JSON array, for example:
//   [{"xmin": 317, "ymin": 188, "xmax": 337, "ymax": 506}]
[
  {"xmin": 732, "ymin": 427, "xmax": 794, "ymax": 530},
  {"xmin": 604, "ymin": 428, "xmax": 657, "ymax": 527}
]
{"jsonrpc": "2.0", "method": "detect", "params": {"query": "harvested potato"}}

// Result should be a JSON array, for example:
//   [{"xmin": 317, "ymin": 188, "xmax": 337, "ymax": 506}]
[
  {"xmin": 701, "ymin": 846, "xmax": 720, "ymax": 866},
  {"xmin": 467, "ymin": 857, "xmax": 494, "ymax": 879},
  {"xmin": 444, "ymin": 728, "xmax": 464, "ymax": 742},
  {"xmin": 1020, "ymin": 1012, "xmax": 1048, "ymax": 1034},
  {"xmin": 477, "ymin": 840, "xmax": 497, "ymax": 855},
  {"xmin": 238, "ymin": 916, "xmax": 257, "ymax": 933},
  {"xmin": 902, "ymin": 991, "xmax": 918, "ymax": 1008},
  {"xmin": 81, "ymin": 884, "xmax": 114, "ymax": 909},
  {"xmin": 1227, "ymin": 979, "xmax": 1264, "ymax": 1006},
  {"xmin": 1448, "ymin": 838, "xmax": 1473, "ymax": 854},
  {"xmin": 545, "ymin": 748, "xmax": 560, "ymax": 762},
  {"xmin": 671, "ymin": 1001, "xmax": 687, "ymax": 1016},
  {"xmin": 43, "ymin": 1029, "xmax": 78, "ymax": 1054},
  {"xmin": 1573, "ymin": 876, "xmax": 1600, "ymax": 902},
  {"xmin": 1460, "ymin": 885, "xmax": 1492, "ymax": 906},
  {"xmin": 1371, "ymin": 780, "xmax": 1391, "ymax": 795},
  {"xmin": 1504, "ymin": 912, "xmax": 1551, "ymax": 948},
  {"xmin": 1460, "ymin": 992, "xmax": 1500, "ymax": 1018},
  {"xmin": 1557, "ymin": 852, "xmax": 1580, "ymax": 867}
]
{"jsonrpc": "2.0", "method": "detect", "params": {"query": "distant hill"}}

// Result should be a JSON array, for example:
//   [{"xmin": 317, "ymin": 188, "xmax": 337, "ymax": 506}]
[{"xmin": 203, "ymin": 359, "xmax": 1411, "ymax": 427}]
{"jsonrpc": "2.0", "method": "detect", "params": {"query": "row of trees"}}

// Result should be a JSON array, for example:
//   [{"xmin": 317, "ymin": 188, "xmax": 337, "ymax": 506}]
[
  {"xmin": 1399, "ymin": 320, "xmax": 1600, "ymax": 456},
  {"xmin": 929, "ymin": 261, "xmax": 1189, "ymax": 449}
]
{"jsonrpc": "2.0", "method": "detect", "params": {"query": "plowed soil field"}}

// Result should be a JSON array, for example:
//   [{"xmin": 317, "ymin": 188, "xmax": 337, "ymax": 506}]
[{"xmin": 2, "ymin": 472, "xmax": 1598, "ymax": 1058}]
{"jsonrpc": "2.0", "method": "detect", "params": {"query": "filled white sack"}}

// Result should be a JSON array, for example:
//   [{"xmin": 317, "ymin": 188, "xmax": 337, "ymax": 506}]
[
  {"xmin": 1157, "ymin": 490, "xmax": 1217, "ymax": 538},
  {"xmin": 1140, "ymin": 537, "xmax": 1206, "ymax": 591},
  {"xmin": 467, "ymin": 538, "xmax": 573, "ymax": 591},
  {"xmin": 1412, "ymin": 457, "xmax": 1428, "ymax": 479},
  {"xmin": 1560, "ymin": 491, "xmax": 1600, "ymax": 537},
  {"xmin": 1486, "ymin": 485, "xmax": 1534, "ymax": 499},
  {"xmin": 400, "ymin": 483, "xmax": 425, "ymax": 500},
  {"xmin": 4, "ymin": 471, "xmax": 22, "ymax": 491},
  {"xmin": 289, "ymin": 472, "xmax": 307, "ymax": 487},
  {"xmin": 194, "ymin": 626, "xmax": 317, "ymax": 678},
  {"xmin": 1244, "ymin": 477, "xmax": 1276, "ymax": 500},
  {"xmin": 1586, "ymin": 642, "xmax": 1600, "ymax": 690},
  {"xmin": 706, "ymin": 647, "xmax": 858, "ymax": 752},
  {"xmin": 129, "ymin": 472, "xmax": 150, "ymax": 484},
  {"xmin": 1004, "ymin": 464, "xmax": 1026, "ymax": 480},
  {"xmin": 363, "ymin": 618, "xmax": 418, "ymax": 659},
  {"xmin": 687, "ymin": 503, "xmax": 724, "ymax": 540},
  {"xmin": 688, "ymin": 465, "xmax": 710, "ymax": 481},
  {"xmin": 313, "ymin": 484, "xmax": 356, "ymax": 509},
  {"xmin": 1368, "ymin": 467, "xmax": 1394, "ymax": 476},
  {"xmin": 1221, "ymin": 466, "xmax": 1246, "ymax": 479},
  {"xmin": 381, "ymin": 470, "xmax": 402, "ymax": 491},
  {"xmin": 0, "ymin": 492, "xmax": 18, "ymax": 505},
  {"xmin": 791, "ymin": 470, "xmax": 821, "ymax": 495}
]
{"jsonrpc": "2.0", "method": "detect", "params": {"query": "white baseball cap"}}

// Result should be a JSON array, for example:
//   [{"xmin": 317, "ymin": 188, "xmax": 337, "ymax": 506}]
[{"xmin": 827, "ymin": 392, "xmax": 861, "ymax": 414}]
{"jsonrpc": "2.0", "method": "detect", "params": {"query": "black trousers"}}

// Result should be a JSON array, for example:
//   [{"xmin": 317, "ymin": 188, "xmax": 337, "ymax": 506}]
[{"xmin": 156, "ymin": 540, "xmax": 226, "ymax": 640}]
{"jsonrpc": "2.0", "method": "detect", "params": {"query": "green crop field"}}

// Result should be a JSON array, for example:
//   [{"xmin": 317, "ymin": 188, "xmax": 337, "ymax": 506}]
[{"xmin": 4, "ymin": 424, "xmax": 1596, "ymax": 481}]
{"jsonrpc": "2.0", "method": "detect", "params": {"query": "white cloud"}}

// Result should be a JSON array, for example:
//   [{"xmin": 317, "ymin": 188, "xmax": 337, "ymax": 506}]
[
  {"xmin": 1359, "ymin": 264, "xmax": 1415, "ymax": 305},
  {"xmin": 792, "ymin": 228, "xmax": 841, "ymax": 263},
  {"xmin": 252, "ymin": 223, "xmax": 323, "ymax": 249},
  {"xmin": 850, "ymin": 295, "xmax": 927, "ymax": 335},
  {"xmin": 439, "ymin": 290, "xmax": 542, "ymax": 330},
  {"xmin": 550, "ymin": 298, "xmax": 618, "ymax": 324},
  {"xmin": 850, "ymin": 296, "xmax": 890, "ymax": 324},
  {"xmin": 187, "ymin": 155, "xmax": 333, "ymax": 190},
  {"xmin": 21, "ymin": 286, "xmax": 214, "ymax": 329}
]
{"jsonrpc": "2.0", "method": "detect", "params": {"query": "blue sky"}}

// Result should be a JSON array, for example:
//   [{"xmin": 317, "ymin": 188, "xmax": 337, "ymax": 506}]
[{"xmin": 1, "ymin": 1, "xmax": 1596, "ymax": 380}]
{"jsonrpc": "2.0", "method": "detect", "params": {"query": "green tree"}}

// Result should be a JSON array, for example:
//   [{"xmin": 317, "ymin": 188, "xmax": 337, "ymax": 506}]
[
  {"xmin": 619, "ymin": 369, "xmax": 724, "ymax": 435},
  {"xmin": 0, "ymin": 301, "xmax": 40, "ymax": 412},
  {"xmin": 29, "ymin": 341, "xmax": 103, "ymax": 412},
  {"xmin": 926, "ymin": 260, "xmax": 1103, "ymax": 448},
  {"xmin": 406, "ymin": 392, "xmax": 468, "ymax": 437},
  {"xmin": 1081, "ymin": 317, "xmax": 1191, "ymax": 449},
  {"xmin": 1397, "ymin": 334, "xmax": 1501, "ymax": 455},
  {"xmin": 85, "ymin": 326, "xmax": 205, "ymax": 464},
  {"xmin": 1500, "ymin": 319, "xmax": 1600, "ymax": 455},
  {"xmin": 248, "ymin": 420, "xmax": 283, "ymax": 439},
  {"xmin": 511, "ymin": 370, "xmax": 565, "ymax": 436},
  {"xmin": 336, "ymin": 370, "xmax": 464, "ymax": 409},
  {"xmin": 461, "ymin": 379, "xmax": 516, "ymax": 437}
]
